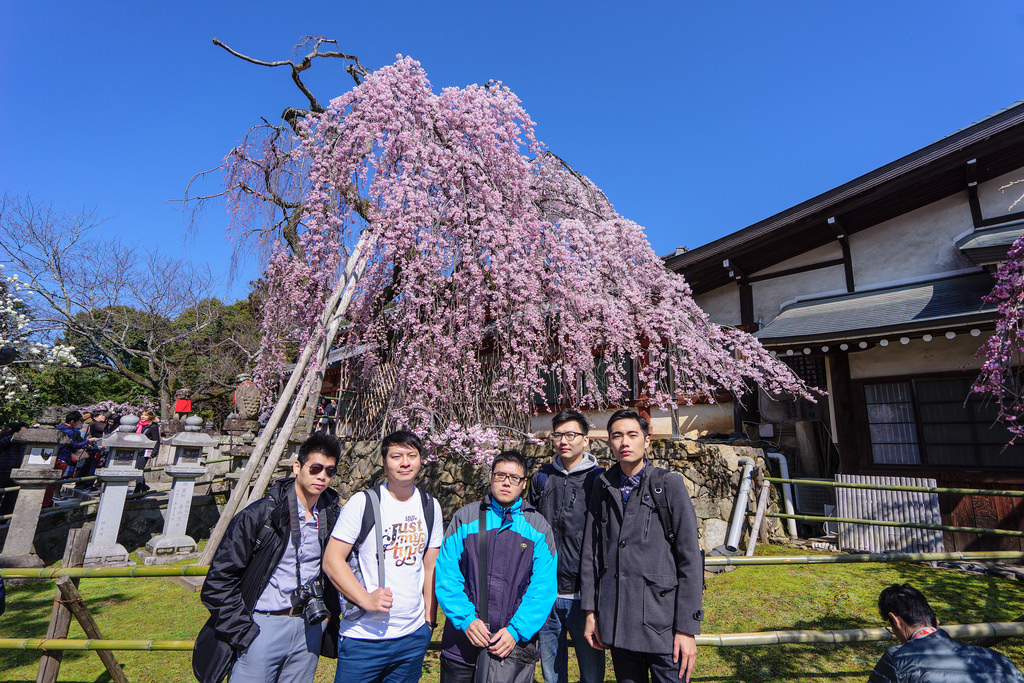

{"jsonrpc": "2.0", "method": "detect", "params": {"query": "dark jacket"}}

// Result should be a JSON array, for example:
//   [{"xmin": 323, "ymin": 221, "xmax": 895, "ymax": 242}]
[
  {"xmin": 869, "ymin": 629, "xmax": 1024, "ymax": 683},
  {"xmin": 435, "ymin": 495, "xmax": 557, "ymax": 665},
  {"xmin": 526, "ymin": 453, "xmax": 604, "ymax": 595},
  {"xmin": 55, "ymin": 423, "xmax": 89, "ymax": 464},
  {"xmin": 193, "ymin": 478, "xmax": 341, "ymax": 683},
  {"xmin": 580, "ymin": 461, "xmax": 703, "ymax": 655}
]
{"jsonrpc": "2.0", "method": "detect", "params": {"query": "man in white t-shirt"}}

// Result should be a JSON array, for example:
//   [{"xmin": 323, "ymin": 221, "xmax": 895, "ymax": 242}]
[{"xmin": 323, "ymin": 430, "xmax": 443, "ymax": 682}]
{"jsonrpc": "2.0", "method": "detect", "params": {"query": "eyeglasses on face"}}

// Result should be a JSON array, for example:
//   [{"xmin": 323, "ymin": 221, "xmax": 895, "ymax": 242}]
[
  {"xmin": 491, "ymin": 471, "xmax": 526, "ymax": 485},
  {"xmin": 306, "ymin": 463, "xmax": 337, "ymax": 477},
  {"xmin": 550, "ymin": 431, "xmax": 583, "ymax": 442}
]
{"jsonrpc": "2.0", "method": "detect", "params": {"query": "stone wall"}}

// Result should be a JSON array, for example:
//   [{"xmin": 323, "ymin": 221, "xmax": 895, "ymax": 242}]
[{"xmin": 332, "ymin": 438, "xmax": 784, "ymax": 551}]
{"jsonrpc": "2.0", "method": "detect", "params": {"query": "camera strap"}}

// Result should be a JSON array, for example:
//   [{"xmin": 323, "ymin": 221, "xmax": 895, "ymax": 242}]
[{"xmin": 287, "ymin": 484, "xmax": 314, "ymax": 594}]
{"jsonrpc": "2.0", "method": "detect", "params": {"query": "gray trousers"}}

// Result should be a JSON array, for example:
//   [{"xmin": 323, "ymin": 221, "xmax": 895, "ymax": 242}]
[{"xmin": 228, "ymin": 612, "xmax": 325, "ymax": 683}]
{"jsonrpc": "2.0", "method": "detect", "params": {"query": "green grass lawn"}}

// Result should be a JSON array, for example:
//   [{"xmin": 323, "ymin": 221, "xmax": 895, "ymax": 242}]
[{"xmin": 2, "ymin": 544, "xmax": 1022, "ymax": 682}]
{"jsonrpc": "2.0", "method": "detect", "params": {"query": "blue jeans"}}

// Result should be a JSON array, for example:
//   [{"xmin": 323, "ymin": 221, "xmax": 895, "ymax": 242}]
[
  {"xmin": 538, "ymin": 597, "xmax": 605, "ymax": 683},
  {"xmin": 335, "ymin": 622, "xmax": 433, "ymax": 682}
]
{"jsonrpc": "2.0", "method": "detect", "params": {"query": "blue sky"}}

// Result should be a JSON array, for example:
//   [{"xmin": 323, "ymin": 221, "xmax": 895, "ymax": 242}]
[{"xmin": 2, "ymin": 2, "xmax": 1023, "ymax": 302}]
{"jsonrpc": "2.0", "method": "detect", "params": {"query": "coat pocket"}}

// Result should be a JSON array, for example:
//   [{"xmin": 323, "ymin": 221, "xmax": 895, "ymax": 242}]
[{"xmin": 642, "ymin": 573, "xmax": 677, "ymax": 635}]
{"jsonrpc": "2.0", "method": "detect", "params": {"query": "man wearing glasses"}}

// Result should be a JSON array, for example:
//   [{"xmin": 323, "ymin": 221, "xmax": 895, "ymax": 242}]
[
  {"xmin": 195, "ymin": 432, "xmax": 342, "ymax": 683},
  {"xmin": 436, "ymin": 450, "xmax": 557, "ymax": 682},
  {"xmin": 527, "ymin": 409, "xmax": 605, "ymax": 683},
  {"xmin": 323, "ymin": 430, "xmax": 443, "ymax": 682}
]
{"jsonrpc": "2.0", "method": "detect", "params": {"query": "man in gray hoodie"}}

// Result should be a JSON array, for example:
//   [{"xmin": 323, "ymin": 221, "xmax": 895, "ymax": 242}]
[{"xmin": 527, "ymin": 409, "xmax": 606, "ymax": 683}]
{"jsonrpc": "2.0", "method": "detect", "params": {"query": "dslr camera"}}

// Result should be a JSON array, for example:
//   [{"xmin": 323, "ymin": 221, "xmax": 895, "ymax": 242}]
[{"xmin": 294, "ymin": 578, "xmax": 330, "ymax": 625}]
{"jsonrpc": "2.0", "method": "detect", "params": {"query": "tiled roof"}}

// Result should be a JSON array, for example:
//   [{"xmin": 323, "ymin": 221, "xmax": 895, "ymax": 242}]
[{"xmin": 754, "ymin": 272, "xmax": 996, "ymax": 345}]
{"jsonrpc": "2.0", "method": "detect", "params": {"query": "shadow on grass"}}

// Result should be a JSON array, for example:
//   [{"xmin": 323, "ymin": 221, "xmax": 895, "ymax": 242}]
[
  {"xmin": 709, "ymin": 614, "xmax": 881, "ymax": 681},
  {"xmin": 0, "ymin": 579, "xmax": 134, "ymax": 677}
]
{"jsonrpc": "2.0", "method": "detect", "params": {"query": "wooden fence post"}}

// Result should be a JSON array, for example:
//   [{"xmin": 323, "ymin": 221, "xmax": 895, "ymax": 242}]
[{"xmin": 37, "ymin": 528, "xmax": 88, "ymax": 683}]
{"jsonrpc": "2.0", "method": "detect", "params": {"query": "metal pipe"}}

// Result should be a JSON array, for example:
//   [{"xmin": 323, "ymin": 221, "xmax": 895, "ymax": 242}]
[
  {"xmin": 726, "ymin": 456, "xmax": 756, "ymax": 552},
  {"xmin": 754, "ymin": 512, "xmax": 1024, "ymax": 537},
  {"xmin": 764, "ymin": 453, "xmax": 798, "ymax": 539},
  {"xmin": 765, "ymin": 478, "xmax": 1024, "ymax": 498}
]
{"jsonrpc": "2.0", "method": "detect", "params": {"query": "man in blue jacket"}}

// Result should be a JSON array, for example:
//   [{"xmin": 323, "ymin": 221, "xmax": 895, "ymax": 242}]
[
  {"xmin": 869, "ymin": 583, "xmax": 1024, "ymax": 682},
  {"xmin": 436, "ymin": 450, "xmax": 557, "ymax": 683}
]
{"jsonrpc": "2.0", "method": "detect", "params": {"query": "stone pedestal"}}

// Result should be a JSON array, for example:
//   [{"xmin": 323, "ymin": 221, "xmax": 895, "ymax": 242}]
[
  {"xmin": 0, "ymin": 466, "xmax": 62, "ymax": 568},
  {"xmin": 140, "ymin": 464, "xmax": 206, "ymax": 565},
  {"xmin": 83, "ymin": 467, "xmax": 138, "ymax": 567}
]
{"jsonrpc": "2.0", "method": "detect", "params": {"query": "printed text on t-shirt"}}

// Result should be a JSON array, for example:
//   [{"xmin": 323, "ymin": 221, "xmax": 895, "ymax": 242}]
[{"xmin": 382, "ymin": 514, "xmax": 427, "ymax": 566}]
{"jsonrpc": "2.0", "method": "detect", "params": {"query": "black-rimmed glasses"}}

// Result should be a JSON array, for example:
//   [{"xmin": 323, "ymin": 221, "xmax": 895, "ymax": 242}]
[
  {"xmin": 492, "ymin": 471, "xmax": 526, "ymax": 485},
  {"xmin": 550, "ymin": 431, "xmax": 583, "ymax": 442}
]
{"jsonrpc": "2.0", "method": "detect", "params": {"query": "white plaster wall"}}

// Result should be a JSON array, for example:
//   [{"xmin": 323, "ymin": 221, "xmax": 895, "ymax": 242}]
[
  {"xmin": 848, "ymin": 195, "xmax": 975, "ymax": 288},
  {"xmin": 848, "ymin": 332, "xmax": 988, "ymax": 380},
  {"xmin": 978, "ymin": 167, "xmax": 1024, "ymax": 217},
  {"xmin": 756, "ymin": 241, "xmax": 843, "ymax": 276},
  {"xmin": 694, "ymin": 284, "xmax": 741, "ymax": 326},
  {"xmin": 752, "ymin": 265, "xmax": 847, "ymax": 327},
  {"xmin": 529, "ymin": 404, "xmax": 734, "ymax": 439}
]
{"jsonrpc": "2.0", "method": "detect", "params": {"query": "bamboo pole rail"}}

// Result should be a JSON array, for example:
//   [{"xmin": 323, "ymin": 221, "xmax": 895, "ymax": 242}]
[
  {"xmin": 753, "ymin": 512, "xmax": 1024, "ymax": 537},
  {"xmin": 765, "ymin": 477, "xmax": 1024, "ymax": 498},
  {"xmin": 4, "ymin": 550, "xmax": 1023, "ymax": 579},
  {"xmin": 695, "ymin": 622, "xmax": 1024, "ymax": 646},
  {"xmin": 3, "ymin": 622, "xmax": 1022, "ymax": 651},
  {"xmin": 0, "ymin": 639, "xmax": 195, "ymax": 651}
]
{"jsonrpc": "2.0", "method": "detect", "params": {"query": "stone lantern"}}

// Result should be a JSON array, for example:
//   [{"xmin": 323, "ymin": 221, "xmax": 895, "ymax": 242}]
[
  {"xmin": 0, "ymin": 427, "xmax": 63, "ymax": 568},
  {"xmin": 84, "ymin": 415, "xmax": 156, "ymax": 567},
  {"xmin": 139, "ymin": 415, "xmax": 215, "ymax": 565}
]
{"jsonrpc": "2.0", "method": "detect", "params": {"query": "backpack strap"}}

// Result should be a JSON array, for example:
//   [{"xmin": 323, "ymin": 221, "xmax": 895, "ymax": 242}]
[
  {"xmin": 477, "ymin": 500, "xmax": 489, "ymax": 626},
  {"xmin": 649, "ymin": 467, "xmax": 706, "ymax": 591},
  {"xmin": 419, "ymin": 488, "xmax": 435, "ymax": 548},
  {"xmin": 365, "ymin": 487, "xmax": 385, "ymax": 588},
  {"xmin": 649, "ymin": 467, "xmax": 675, "ymax": 545}
]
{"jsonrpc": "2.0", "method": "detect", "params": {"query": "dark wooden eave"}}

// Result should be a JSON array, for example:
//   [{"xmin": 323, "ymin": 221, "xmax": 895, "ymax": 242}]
[{"xmin": 665, "ymin": 100, "xmax": 1024, "ymax": 295}]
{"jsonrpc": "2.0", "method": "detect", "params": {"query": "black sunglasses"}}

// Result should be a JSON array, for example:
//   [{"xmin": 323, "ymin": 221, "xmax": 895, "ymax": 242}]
[{"xmin": 306, "ymin": 463, "xmax": 337, "ymax": 477}]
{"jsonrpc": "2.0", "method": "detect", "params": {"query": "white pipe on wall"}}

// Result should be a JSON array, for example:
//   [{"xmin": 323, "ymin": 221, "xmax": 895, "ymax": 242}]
[
  {"xmin": 766, "ymin": 452, "xmax": 799, "ymax": 539},
  {"xmin": 725, "ymin": 457, "xmax": 755, "ymax": 552}
]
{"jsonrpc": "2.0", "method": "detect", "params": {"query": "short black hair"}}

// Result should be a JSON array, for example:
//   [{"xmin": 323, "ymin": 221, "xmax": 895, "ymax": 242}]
[
  {"xmin": 552, "ymin": 409, "xmax": 589, "ymax": 435},
  {"xmin": 64, "ymin": 410, "xmax": 83, "ymax": 425},
  {"xmin": 380, "ymin": 430, "xmax": 422, "ymax": 461},
  {"xmin": 878, "ymin": 584, "xmax": 937, "ymax": 629},
  {"xmin": 492, "ymin": 450, "xmax": 528, "ymax": 478},
  {"xmin": 297, "ymin": 432, "xmax": 341, "ymax": 466},
  {"xmin": 607, "ymin": 409, "xmax": 649, "ymax": 436},
  {"xmin": 90, "ymin": 410, "xmax": 105, "ymax": 420}
]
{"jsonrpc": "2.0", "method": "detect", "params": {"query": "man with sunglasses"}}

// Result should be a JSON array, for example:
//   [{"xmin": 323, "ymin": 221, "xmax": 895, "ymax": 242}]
[
  {"xmin": 323, "ymin": 430, "xmax": 443, "ymax": 682},
  {"xmin": 195, "ymin": 432, "xmax": 342, "ymax": 683},
  {"xmin": 436, "ymin": 450, "xmax": 557, "ymax": 682},
  {"xmin": 527, "ymin": 409, "xmax": 605, "ymax": 683}
]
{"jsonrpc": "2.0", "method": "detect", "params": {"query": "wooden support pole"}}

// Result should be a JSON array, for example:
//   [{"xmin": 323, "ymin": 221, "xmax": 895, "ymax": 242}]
[
  {"xmin": 37, "ymin": 528, "xmax": 89, "ymax": 683},
  {"xmin": 198, "ymin": 225, "xmax": 380, "ymax": 566},
  {"xmin": 56, "ymin": 577, "xmax": 129, "ymax": 683}
]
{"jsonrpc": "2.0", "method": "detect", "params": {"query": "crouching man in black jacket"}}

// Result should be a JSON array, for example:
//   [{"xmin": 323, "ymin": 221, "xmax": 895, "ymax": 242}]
[
  {"xmin": 870, "ymin": 583, "xmax": 1024, "ymax": 683},
  {"xmin": 193, "ymin": 433, "xmax": 342, "ymax": 683}
]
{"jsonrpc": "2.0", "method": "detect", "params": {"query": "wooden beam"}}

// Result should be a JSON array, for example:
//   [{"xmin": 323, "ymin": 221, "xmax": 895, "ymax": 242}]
[
  {"xmin": 37, "ymin": 529, "xmax": 88, "ymax": 683},
  {"xmin": 746, "ymin": 258, "xmax": 846, "ymax": 284},
  {"xmin": 966, "ymin": 159, "xmax": 984, "ymax": 228},
  {"xmin": 56, "ymin": 577, "xmax": 129, "ymax": 683}
]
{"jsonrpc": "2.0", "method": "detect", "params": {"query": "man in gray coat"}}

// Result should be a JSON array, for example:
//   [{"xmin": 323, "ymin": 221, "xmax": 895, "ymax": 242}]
[{"xmin": 581, "ymin": 409, "xmax": 703, "ymax": 682}]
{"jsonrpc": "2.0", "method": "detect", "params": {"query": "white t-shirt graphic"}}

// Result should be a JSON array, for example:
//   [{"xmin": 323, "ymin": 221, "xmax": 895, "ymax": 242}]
[{"xmin": 331, "ymin": 483, "xmax": 443, "ymax": 640}]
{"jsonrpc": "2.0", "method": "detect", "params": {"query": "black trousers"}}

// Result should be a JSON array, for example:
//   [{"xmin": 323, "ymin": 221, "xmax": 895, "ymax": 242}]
[{"xmin": 610, "ymin": 646, "xmax": 682, "ymax": 683}]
